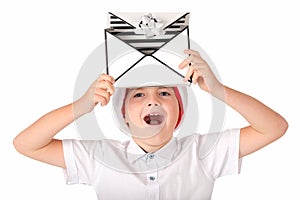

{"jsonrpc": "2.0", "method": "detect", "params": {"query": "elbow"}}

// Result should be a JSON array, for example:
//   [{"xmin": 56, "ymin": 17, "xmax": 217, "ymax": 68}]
[
  {"xmin": 262, "ymin": 116, "xmax": 288, "ymax": 145},
  {"xmin": 13, "ymin": 135, "xmax": 28, "ymax": 156},
  {"xmin": 275, "ymin": 116, "xmax": 289, "ymax": 139},
  {"xmin": 13, "ymin": 136, "xmax": 23, "ymax": 154},
  {"xmin": 281, "ymin": 118, "xmax": 289, "ymax": 136}
]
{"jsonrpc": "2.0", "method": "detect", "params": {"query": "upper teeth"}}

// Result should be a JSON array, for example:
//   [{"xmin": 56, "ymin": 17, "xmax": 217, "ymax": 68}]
[{"xmin": 149, "ymin": 113, "xmax": 159, "ymax": 116}]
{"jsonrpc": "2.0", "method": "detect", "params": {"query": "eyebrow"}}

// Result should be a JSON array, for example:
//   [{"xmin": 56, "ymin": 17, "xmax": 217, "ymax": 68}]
[
  {"xmin": 130, "ymin": 87, "xmax": 175, "ymax": 95},
  {"xmin": 131, "ymin": 86, "xmax": 173, "ymax": 90},
  {"xmin": 126, "ymin": 87, "xmax": 175, "ymax": 101}
]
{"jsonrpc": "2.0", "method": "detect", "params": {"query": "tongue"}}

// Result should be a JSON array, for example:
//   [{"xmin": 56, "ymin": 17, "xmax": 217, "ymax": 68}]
[{"xmin": 144, "ymin": 115, "xmax": 163, "ymax": 125}]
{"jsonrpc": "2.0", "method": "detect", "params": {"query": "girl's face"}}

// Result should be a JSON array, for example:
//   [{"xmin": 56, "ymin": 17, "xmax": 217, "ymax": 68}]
[{"xmin": 124, "ymin": 87, "xmax": 179, "ymax": 138}]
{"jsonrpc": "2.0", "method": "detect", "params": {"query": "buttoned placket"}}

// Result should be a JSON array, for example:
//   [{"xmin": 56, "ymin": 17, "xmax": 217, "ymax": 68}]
[
  {"xmin": 126, "ymin": 137, "xmax": 178, "ymax": 200},
  {"xmin": 145, "ymin": 153, "xmax": 159, "ymax": 200}
]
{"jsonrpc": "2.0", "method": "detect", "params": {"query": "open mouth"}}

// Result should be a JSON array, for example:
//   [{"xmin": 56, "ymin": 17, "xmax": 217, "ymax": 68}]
[{"xmin": 143, "ymin": 113, "xmax": 165, "ymax": 125}]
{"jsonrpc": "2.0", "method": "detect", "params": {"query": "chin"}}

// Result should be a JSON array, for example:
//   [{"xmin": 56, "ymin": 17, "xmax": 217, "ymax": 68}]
[{"xmin": 136, "ymin": 129, "xmax": 173, "ymax": 143}]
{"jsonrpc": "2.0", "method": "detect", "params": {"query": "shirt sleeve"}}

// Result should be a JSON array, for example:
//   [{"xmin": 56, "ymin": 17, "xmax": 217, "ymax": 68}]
[
  {"xmin": 198, "ymin": 128, "xmax": 242, "ymax": 180},
  {"xmin": 62, "ymin": 139, "xmax": 99, "ymax": 185}
]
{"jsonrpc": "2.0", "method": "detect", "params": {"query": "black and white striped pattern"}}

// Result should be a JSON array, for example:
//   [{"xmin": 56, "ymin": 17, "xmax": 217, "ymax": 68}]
[{"xmin": 106, "ymin": 12, "xmax": 190, "ymax": 55}]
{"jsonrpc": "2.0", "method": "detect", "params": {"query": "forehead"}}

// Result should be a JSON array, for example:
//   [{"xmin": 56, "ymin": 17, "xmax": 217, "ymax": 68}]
[
  {"xmin": 128, "ymin": 86, "xmax": 174, "ymax": 92},
  {"xmin": 126, "ymin": 87, "xmax": 175, "ymax": 96}
]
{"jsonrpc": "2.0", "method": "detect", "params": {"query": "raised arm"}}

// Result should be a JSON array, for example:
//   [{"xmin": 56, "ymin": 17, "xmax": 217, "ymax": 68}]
[
  {"xmin": 13, "ymin": 74, "xmax": 115, "ymax": 168},
  {"xmin": 178, "ymin": 49, "xmax": 288, "ymax": 158}
]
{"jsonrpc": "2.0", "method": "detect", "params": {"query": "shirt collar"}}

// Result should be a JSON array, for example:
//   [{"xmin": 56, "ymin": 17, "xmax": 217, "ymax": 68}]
[{"xmin": 126, "ymin": 137, "xmax": 178, "ymax": 164}]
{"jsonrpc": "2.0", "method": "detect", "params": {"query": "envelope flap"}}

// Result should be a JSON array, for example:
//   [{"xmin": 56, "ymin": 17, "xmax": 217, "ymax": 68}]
[
  {"xmin": 108, "ymin": 12, "xmax": 189, "ymax": 29},
  {"xmin": 106, "ymin": 12, "xmax": 190, "ymax": 55}
]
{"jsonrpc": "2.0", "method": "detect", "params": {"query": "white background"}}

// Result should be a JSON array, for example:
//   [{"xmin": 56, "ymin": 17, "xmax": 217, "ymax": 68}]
[{"xmin": 1, "ymin": 0, "xmax": 299, "ymax": 199}]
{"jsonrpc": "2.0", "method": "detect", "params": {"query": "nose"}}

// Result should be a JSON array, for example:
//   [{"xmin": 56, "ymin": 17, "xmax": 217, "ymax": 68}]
[
  {"xmin": 147, "ymin": 94, "xmax": 160, "ymax": 107},
  {"xmin": 148, "ymin": 103, "xmax": 159, "ymax": 107}
]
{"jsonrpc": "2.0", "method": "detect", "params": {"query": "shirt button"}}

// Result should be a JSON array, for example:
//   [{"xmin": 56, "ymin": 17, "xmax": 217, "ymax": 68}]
[
  {"xmin": 149, "ymin": 154, "xmax": 155, "ymax": 159},
  {"xmin": 149, "ymin": 176, "xmax": 156, "ymax": 181}
]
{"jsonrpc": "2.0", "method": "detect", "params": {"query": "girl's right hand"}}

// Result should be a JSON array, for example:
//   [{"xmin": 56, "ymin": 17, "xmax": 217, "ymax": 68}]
[{"xmin": 75, "ymin": 74, "xmax": 115, "ymax": 115}]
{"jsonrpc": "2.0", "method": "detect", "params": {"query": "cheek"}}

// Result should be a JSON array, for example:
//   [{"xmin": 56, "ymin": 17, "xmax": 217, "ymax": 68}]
[
  {"xmin": 166, "ymin": 101, "xmax": 180, "ymax": 122},
  {"xmin": 124, "ymin": 102, "xmax": 141, "ymax": 123}
]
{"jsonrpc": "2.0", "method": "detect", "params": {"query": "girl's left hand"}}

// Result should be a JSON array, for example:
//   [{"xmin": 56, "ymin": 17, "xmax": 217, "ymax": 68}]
[{"xmin": 178, "ymin": 49, "xmax": 223, "ymax": 94}]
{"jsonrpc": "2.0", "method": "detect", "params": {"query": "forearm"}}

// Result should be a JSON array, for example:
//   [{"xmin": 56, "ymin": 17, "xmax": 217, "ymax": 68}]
[
  {"xmin": 221, "ymin": 86, "xmax": 288, "ymax": 138},
  {"xmin": 13, "ymin": 74, "xmax": 114, "ymax": 168},
  {"xmin": 14, "ymin": 102, "xmax": 80, "ymax": 153}
]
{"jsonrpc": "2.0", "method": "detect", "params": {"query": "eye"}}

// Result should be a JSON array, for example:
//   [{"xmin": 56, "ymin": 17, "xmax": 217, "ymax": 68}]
[
  {"xmin": 133, "ymin": 93, "xmax": 145, "ymax": 98},
  {"xmin": 159, "ymin": 91, "xmax": 171, "ymax": 96}
]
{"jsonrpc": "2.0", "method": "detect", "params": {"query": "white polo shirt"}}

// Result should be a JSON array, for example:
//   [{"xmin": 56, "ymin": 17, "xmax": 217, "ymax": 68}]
[{"xmin": 63, "ymin": 128, "xmax": 242, "ymax": 200}]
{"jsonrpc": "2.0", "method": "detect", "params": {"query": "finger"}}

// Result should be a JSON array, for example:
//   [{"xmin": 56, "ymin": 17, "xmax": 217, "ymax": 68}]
[
  {"xmin": 98, "ymin": 74, "xmax": 115, "ymax": 84},
  {"xmin": 94, "ymin": 90, "xmax": 111, "ymax": 106},
  {"xmin": 101, "ymin": 95, "xmax": 110, "ymax": 106},
  {"xmin": 191, "ymin": 71, "xmax": 200, "ymax": 84},
  {"xmin": 184, "ymin": 49, "xmax": 201, "ymax": 57},
  {"xmin": 96, "ymin": 80, "xmax": 115, "ymax": 95},
  {"xmin": 187, "ymin": 54, "xmax": 206, "ymax": 65},
  {"xmin": 184, "ymin": 66, "xmax": 195, "ymax": 82},
  {"xmin": 107, "ymin": 84, "xmax": 115, "ymax": 95},
  {"xmin": 99, "ymin": 81, "xmax": 115, "ymax": 95},
  {"xmin": 94, "ymin": 94, "xmax": 106, "ymax": 104},
  {"xmin": 95, "ymin": 88, "xmax": 111, "ymax": 101},
  {"xmin": 94, "ymin": 94, "xmax": 109, "ymax": 106},
  {"xmin": 178, "ymin": 58, "xmax": 191, "ymax": 69},
  {"xmin": 102, "ymin": 94, "xmax": 110, "ymax": 106}
]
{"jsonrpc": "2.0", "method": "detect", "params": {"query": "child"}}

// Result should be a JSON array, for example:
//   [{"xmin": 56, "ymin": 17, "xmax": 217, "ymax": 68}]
[{"xmin": 13, "ymin": 49, "xmax": 288, "ymax": 199}]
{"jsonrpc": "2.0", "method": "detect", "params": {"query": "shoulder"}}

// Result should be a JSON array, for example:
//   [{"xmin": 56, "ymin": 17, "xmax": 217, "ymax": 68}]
[
  {"xmin": 62, "ymin": 139, "xmax": 130, "ymax": 155},
  {"xmin": 177, "ymin": 128, "xmax": 240, "ymax": 159}
]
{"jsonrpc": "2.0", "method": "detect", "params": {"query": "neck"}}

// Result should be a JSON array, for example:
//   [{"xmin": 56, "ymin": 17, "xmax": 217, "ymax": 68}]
[{"xmin": 132, "ymin": 134, "xmax": 173, "ymax": 153}]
